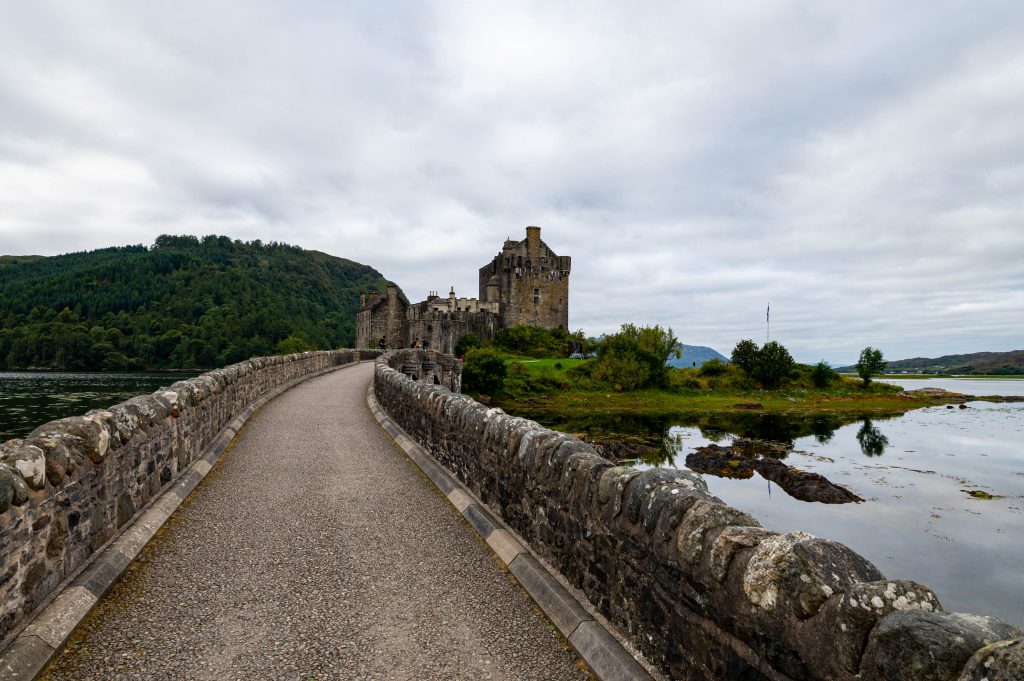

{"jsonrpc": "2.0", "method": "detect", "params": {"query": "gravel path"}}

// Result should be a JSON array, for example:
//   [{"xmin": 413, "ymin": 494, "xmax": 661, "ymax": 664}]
[{"xmin": 42, "ymin": 363, "xmax": 588, "ymax": 681}]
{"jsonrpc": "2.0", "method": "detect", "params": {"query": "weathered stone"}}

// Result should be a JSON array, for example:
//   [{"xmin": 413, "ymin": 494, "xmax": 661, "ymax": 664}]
[
  {"xmin": 623, "ymin": 467, "xmax": 708, "ymax": 526},
  {"xmin": 742, "ymin": 532, "xmax": 883, "ymax": 619},
  {"xmin": 677, "ymin": 499, "xmax": 760, "ymax": 567},
  {"xmin": 0, "ymin": 443, "xmax": 47, "ymax": 490},
  {"xmin": 25, "ymin": 436, "xmax": 73, "ymax": 486},
  {"xmin": 29, "ymin": 415, "xmax": 110, "ymax": 464},
  {"xmin": 0, "ymin": 462, "xmax": 31, "ymax": 505},
  {"xmin": 801, "ymin": 579, "xmax": 942, "ymax": 677},
  {"xmin": 958, "ymin": 638, "xmax": 1024, "ymax": 680},
  {"xmin": 708, "ymin": 526, "xmax": 778, "ymax": 583},
  {"xmin": 861, "ymin": 611, "xmax": 1024, "ymax": 681},
  {"xmin": 0, "ymin": 470, "xmax": 13, "ymax": 513}
]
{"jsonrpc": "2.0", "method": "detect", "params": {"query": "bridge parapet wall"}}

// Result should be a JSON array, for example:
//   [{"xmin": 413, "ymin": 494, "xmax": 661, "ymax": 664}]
[
  {"xmin": 373, "ymin": 356, "xmax": 1024, "ymax": 681},
  {"xmin": 381, "ymin": 348, "xmax": 462, "ymax": 392},
  {"xmin": 0, "ymin": 348, "xmax": 381, "ymax": 645}
]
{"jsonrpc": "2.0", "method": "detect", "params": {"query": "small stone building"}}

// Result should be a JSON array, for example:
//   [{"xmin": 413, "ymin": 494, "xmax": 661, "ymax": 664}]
[{"xmin": 356, "ymin": 226, "xmax": 571, "ymax": 352}]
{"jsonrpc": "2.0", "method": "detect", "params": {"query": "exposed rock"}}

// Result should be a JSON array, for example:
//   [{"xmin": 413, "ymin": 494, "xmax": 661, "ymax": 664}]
[
  {"xmin": 756, "ymin": 458, "xmax": 863, "ymax": 504},
  {"xmin": 687, "ymin": 443, "xmax": 863, "ymax": 504}
]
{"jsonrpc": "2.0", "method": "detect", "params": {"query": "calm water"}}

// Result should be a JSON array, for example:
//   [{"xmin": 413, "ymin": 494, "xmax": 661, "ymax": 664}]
[
  {"xmin": 520, "ymin": 379, "xmax": 1024, "ymax": 626},
  {"xmin": 879, "ymin": 376, "xmax": 1024, "ymax": 397},
  {"xmin": 0, "ymin": 372, "xmax": 196, "ymax": 440}
]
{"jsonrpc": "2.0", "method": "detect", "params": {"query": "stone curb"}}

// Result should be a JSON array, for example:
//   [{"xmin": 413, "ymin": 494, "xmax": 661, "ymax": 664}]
[
  {"xmin": 0, "ymin": 361, "xmax": 361, "ymax": 681},
  {"xmin": 366, "ymin": 382, "xmax": 654, "ymax": 681}
]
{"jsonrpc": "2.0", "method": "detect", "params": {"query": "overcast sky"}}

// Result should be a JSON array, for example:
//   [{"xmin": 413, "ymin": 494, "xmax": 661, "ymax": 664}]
[{"xmin": 1, "ymin": 2, "xmax": 1022, "ymax": 363}]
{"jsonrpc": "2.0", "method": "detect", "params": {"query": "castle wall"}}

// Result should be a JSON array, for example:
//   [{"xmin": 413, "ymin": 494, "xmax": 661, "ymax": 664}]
[{"xmin": 478, "ymin": 226, "xmax": 570, "ymax": 330}]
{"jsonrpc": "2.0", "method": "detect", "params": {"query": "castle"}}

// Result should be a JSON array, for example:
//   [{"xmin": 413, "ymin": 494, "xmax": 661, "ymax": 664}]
[{"xmin": 356, "ymin": 226, "xmax": 571, "ymax": 353}]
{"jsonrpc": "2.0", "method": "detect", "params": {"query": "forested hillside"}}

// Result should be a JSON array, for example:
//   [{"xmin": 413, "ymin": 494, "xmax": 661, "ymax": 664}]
[{"xmin": 0, "ymin": 235, "xmax": 395, "ymax": 370}]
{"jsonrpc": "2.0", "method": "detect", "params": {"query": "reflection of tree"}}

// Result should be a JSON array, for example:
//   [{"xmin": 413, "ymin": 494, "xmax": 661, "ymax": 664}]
[
  {"xmin": 856, "ymin": 418, "xmax": 889, "ymax": 457},
  {"xmin": 811, "ymin": 417, "xmax": 836, "ymax": 444}
]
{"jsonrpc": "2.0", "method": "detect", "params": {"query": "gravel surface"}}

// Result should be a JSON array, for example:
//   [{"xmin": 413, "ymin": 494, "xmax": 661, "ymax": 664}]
[{"xmin": 42, "ymin": 363, "xmax": 588, "ymax": 681}]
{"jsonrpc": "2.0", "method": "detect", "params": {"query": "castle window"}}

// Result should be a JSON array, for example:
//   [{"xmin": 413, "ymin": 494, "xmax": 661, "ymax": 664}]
[{"xmin": 533, "ymin": 288, "xmax": 540, "ymax": 305}]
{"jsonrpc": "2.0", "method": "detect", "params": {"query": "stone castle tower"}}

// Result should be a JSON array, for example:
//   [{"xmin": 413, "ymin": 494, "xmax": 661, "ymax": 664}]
[
  {"xmin": 356, "ymin": 226, "xmax": 570, "ymax": 351},
  {"xmin": 478, "ymin": 226, "xmax": 571, "ymax": 329}
]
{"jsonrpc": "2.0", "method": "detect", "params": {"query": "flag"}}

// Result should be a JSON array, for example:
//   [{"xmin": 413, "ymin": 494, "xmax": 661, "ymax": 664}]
[{"xmin": 767, "ymin": 304, "xmax": 770, "ymax": 322}]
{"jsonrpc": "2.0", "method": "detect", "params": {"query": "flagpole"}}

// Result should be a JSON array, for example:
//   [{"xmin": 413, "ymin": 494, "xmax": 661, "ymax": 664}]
[{"xmin": 766, "ymin": 303, "xmax": 770, "ymax": 344}]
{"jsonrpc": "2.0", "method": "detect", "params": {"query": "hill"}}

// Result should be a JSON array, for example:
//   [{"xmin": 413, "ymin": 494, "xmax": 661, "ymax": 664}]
[
  {"xmin": 0, "ymin": 235, "xmax": 397, "ymax": 371},
  {"xmin": 667, "ymin": 344, "xmax": 729, "ymax": 368},
  {"xmin": 837, "ymin": 350, "xmax": 1024, "ymax": 375}
]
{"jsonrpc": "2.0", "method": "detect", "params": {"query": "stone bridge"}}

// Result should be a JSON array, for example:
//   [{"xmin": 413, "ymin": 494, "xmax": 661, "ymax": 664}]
[{"xmin": 0, "ymin": 350, "xmax": 1020, "ymax": 680}]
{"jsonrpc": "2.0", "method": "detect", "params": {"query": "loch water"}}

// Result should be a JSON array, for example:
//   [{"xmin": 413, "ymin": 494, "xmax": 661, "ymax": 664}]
[
  {"xmin": 0, "ymin": 371, "xmax": 196, "ymax": 441},
  {"xmin": 524, "ymin": 378, "xmax": 1024, "ymax": 626}
]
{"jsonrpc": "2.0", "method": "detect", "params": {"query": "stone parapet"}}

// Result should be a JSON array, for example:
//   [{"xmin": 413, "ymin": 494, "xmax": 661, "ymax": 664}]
[
  {"xmin": 373, "ymin": 352, "xmax": 1023, "ymax": 681},
  {"xmin": 0, "ymin": 349, "xmax": 381, "ymax": 646}
]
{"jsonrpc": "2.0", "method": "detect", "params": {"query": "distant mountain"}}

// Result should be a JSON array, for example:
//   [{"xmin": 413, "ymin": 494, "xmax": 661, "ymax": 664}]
[
  {"xmin": 837, "ymin": 350, "xmax": 1024, "ymax": 376},
  {"xmin": 667, "ymin": 344, "xmax": 730, "ymax": 368},
  {"xmin": 0, "ymin": 235, "xmax": 397, "ymax": 371}
]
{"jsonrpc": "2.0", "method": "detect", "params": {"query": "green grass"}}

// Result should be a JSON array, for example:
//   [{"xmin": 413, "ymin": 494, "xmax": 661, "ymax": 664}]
[
  {"xmin": 496, "ymin": 388, "xmax": 953, "ymax": 418},
  {"xmin": 492, "ymin": 356, "xmax": 960, "ymax": 418},
  {"xmin": 508, "ymin": 357, "xmax": 586, "ymax": 373}
]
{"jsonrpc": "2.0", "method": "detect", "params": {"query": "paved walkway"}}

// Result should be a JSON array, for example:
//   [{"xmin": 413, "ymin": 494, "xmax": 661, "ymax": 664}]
[{"xmin": 42, "ymin": 363, "xmax": 587, "ymax": 681}]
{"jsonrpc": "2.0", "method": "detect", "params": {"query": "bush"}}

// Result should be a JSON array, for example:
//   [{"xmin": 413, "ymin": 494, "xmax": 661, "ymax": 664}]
[
  {"xmin": 462, "ymin": 347, "xmax": 507, "ymax": 395},
  {"xmin": 588, "ymin": 331, "xmax": 668, "ymax": 391},
  {"xmin": 811, "ymin": 360, "xmax": 838, "ymax": 388},
  {"xmin": 455, "ymin": 333, "xmax": 481, "ymax": 357},
  {"xmin": 699, "ymin": 358, "xmax": 728, "ymax": 377}
]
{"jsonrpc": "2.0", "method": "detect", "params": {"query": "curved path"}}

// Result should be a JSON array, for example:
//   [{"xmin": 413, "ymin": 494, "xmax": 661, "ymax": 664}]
[{"xmin": 42, "ymin": 363, "xmax": 587, "ymax": 681}]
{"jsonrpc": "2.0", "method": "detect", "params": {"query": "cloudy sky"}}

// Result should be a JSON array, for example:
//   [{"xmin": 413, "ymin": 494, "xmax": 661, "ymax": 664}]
[{"xmin": 1, "ymin": 1, "xmax": 1022, "ymax": 363}]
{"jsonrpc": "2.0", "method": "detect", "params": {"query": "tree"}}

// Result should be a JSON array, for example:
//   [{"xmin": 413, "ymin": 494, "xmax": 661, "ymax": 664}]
[
  {"xmin": 753, "ymin": 340, "xmax": 795, "ymax": 388},
  {"xmin": 462, "ymin": 347, "xmax": 507, "ymax": 395},
  {"xmin": 855, "ymin": 347, "xmax": 887, "ymax": 387},
  {"xmin": 589, "ymin": 324, "xmax": 680, "ymax": 390},
  {"xmin": 731, "ymin": 339, "xmax": 760, "ymax": 376},
  {"xmin": 455, "ymin": 333, "xmax": 481, "ymax": 357},
  {"xmin": 811, "ymin": 360, "xmax": 837, "ymax": 388}
]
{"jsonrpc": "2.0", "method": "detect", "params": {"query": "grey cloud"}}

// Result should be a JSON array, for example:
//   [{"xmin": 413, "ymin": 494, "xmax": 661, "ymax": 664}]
[{"xmin": 1, "ymin": 1, "xmax": 1022, "ymax": 364}]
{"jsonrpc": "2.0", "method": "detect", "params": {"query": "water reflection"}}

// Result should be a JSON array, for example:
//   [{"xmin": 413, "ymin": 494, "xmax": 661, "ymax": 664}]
[
  {"xmin": 521, "ymin": 408, "xmax": 901, "ymax": 465},
  {"xmin": 856, "ymin": 418, "xmax": 889, "ymax": 457}
]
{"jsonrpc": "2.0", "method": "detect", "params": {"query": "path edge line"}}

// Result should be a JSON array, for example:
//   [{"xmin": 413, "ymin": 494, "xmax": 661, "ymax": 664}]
[
  {"xmin": 0, "ymin": 360, "xmax": 362, "ymax": 681},
  {"xmin": 366, "ymin": 381, "xmax": 656, "ymax": 681}
]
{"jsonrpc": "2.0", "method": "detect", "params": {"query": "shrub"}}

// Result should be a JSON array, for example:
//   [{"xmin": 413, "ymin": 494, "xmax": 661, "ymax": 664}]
[
  {"xmin": 462, "ymin": 347, "xmax": 507, "ymax": 395},
  {"xmin": 699, "ymin": 358, "xmax": 728, "ymax": 377},
  {"xmin": 455, "ymin": 333, "xmax": 481, "ymax": 357},
  {"xmin": 811, "ymin": 360, "xmax": 838, "ymax": 388}
]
